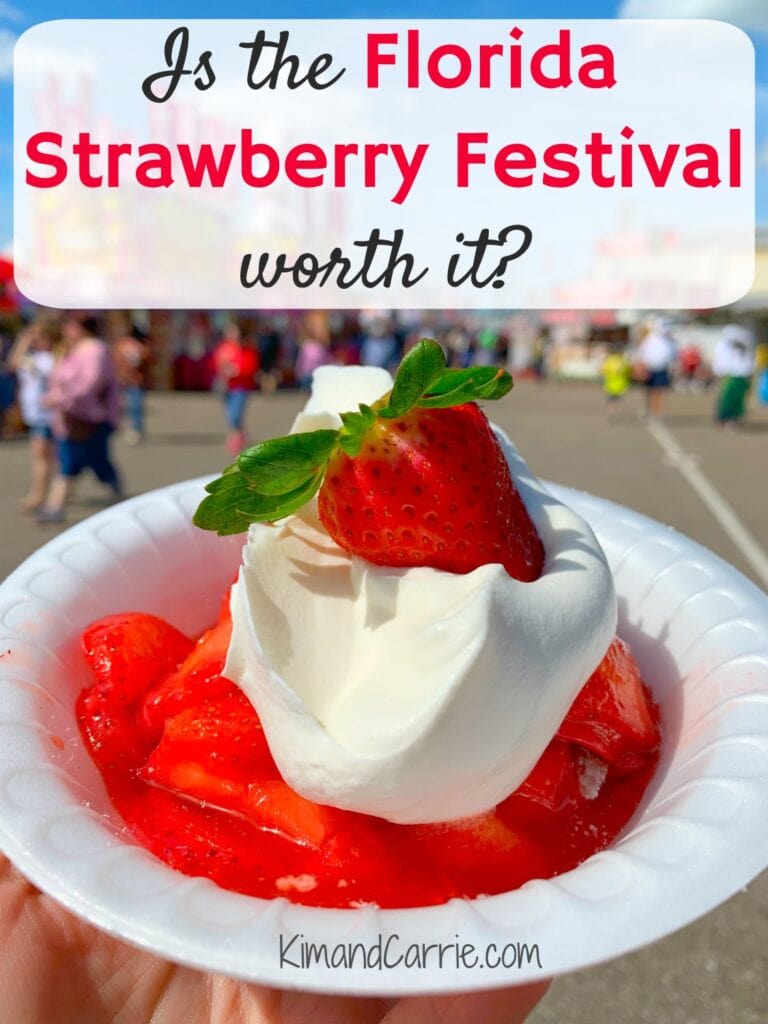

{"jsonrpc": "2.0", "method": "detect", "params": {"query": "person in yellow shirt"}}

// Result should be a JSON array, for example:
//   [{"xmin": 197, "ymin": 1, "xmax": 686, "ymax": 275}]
[{"xmin": 602, "ymin": 343, "xmax": 633, "ymax": 420}]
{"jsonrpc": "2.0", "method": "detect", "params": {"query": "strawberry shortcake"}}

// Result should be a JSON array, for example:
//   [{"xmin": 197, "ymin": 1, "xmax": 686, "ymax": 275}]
[{"xmin": 77, "ymin": 341, "xmax": 660, "ymax": 908}]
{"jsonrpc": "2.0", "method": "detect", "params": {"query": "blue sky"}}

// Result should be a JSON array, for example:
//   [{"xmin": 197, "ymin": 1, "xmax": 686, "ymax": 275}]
[{"xmin": 1, "ymin": 0, "xmax": 766, "ymax": 253}]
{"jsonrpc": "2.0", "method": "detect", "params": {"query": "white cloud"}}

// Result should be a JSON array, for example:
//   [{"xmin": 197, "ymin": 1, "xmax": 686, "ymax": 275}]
[
  {"xmin": 0, "ymin": 1, "xmax": 23, "ymax": 23},
  {"xmin": 0, "ymin": 28, "xmax": 16, "ymax": 80},
  {"xmin": 618, "ymin": 0, "xmax": 768, "ymax": 31}
]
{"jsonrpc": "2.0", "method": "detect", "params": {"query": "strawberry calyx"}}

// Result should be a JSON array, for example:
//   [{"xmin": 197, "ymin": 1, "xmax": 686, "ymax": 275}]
[{"xmin": 193, "ymin": 339, "xmax": 513, "ymax": 537}]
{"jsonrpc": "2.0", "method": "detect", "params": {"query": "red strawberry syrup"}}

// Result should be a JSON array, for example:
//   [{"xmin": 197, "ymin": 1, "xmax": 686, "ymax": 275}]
[{"xmin": 77, "ymin": 607, "xmax": 660, "ymax": 909}]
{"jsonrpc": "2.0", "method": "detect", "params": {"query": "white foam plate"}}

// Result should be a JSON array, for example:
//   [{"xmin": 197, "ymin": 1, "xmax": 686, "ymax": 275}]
[{"xmin": 0, "ymin": 477, "xmax": 766, "ymax": 995}]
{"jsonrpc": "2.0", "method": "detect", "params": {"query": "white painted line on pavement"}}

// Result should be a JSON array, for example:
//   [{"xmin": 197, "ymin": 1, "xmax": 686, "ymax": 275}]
[{"xmin": 645, "ymin": 417, "xmax": 768, "ymax": 591}]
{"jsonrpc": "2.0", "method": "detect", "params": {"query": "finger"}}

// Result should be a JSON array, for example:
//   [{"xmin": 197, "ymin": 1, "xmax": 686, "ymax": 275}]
[
  {"xmin": 382, "ymin": 980, "xmax": 551, "ymax": 1024},
  {"xmin": 0, "ymin": 854, "xmax": 40, "ymax": 915},
  {"xmin": 275, "ymin": 988, "xmax": 390, "ymax": 1024}
]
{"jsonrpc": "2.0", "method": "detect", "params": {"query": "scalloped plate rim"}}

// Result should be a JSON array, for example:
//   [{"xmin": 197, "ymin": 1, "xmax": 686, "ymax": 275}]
[{"xmin": 0, "ymin": 475, "xmax": 765, "ymax": 994}]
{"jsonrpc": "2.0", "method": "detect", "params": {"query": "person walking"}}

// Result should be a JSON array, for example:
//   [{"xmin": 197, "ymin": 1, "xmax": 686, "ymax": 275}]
[
  {"xmin": 114, "ymin": 326, "xmax": 151, "ymax": 445},
  {"xmin": 678, "ymin": 341, "xmax": 703, "ymax": 391},
  {"xmin": 529, "ymin": 327, "xmax": 551, "ymax": 381},
  {"xmin": 8, "ymin": 317, "xmax": 59, "ymax": 512},
  {"xmin": 359, "ymin": 315, "xmax": 399, "ymax": 372},
  {"xmin": 295, "ymin": 313, "xmax": 332, "ymax": 389},
  {"xmin": 36, "ymin": 314, "xmax": 123, "ymax": 524},
  {"xmin": 474, "ymin": 327, "xmax": 500, "ymax": 367},
  {"xmin": 601, "ymin": 342, "xmax": 633, "ymax": 421},
  {"xmin": 712, "ymin": 323, "xmax": 755, "ymax": 429},
  {"xmin": 636, "ymin": 317, "xmax": 676, "ymax": 418},
  {"xmin": 213, "ymin": 320, "xmax": 259, "ymax": 454},
  {"xmin": 256, "ymin": 319, "xmax": 282, "ymax": 394},
  {"xmin": 0, "ymin": 329, "xmax": 16, "ymax": 437}
]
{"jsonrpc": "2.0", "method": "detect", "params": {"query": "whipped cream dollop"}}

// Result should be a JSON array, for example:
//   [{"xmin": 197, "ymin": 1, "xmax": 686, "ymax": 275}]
[{"xmin": 224, "ymin": 367, "xmax": 617, "ymax": 824}]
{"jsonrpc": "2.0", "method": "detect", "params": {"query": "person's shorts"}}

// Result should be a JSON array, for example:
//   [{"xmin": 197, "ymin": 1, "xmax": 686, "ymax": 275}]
[
  {"xmin": 645, "ymin": 369, "xmax": 671, "ymax": 389},
  {"xmin": 223, "ymin": 388, "xmax": 249, "ymax": 429},
  {"xmin": 0, "ymin": 373, "xmax": 15, "ymax": 411},
  {"xmin": 28, "ymin": 423, "xmax": 53, "ymax": 440},
  {"xmin": 259, "ymin": 336, "xmax": 280, "ymax": 374},
  {"xmin": 57, "ymin": 425, "xmax": 111, "ymax": 478}
]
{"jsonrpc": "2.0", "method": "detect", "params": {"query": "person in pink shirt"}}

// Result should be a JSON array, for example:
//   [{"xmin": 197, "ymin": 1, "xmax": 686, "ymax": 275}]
[
  {"xmin": 36, "ymin": 315, "xmax": 124, "ymax": 524},
  {"xmin": 295, "ymin": 312, "xmax": 332, "ymax": 389}
]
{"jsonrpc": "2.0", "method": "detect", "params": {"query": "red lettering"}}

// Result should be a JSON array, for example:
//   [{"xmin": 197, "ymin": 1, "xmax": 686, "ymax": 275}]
[
  {"xmin": 578, "ymin": 44, "xmax": 616, "ymax": 88},
  {"xmin": 407, "ymin": 29, "xmax": 419, "ymax": 88},
  {"xmin": 367, "ymin": 32, "xmax": 398, "ymax": 88},
  {"xmin": 107, "ymin": 143, "xmax": 132, "ymax": 187},
  {"xmin": 136, "ymin": 144, "xmax": 174, "ymax": 187},
  {"xmin": 729, "ymin": 128, "xmax": 741, "ymax": 186},
  {"xmin": 456, "ymin": 132, "xmax": 488, "ymax": 187},
  {"xmin": 427, "ymin": 44, "xmax": 472, "ymax": 88},
  {"xmin": 25, "ymin": 132, "xmax": 66, "ymax": 187},
  {"xmin": 531, "ymin": 29, "xmax": 572, "ymax": 89},
  {"xmin": 178, "ymin": 142, "xmax": 235, "ymax": 187},
  {"xmin": 333, "ymin": 143, "xmax": 359, "ymax": 187},
  {"xmin": 682, "ymin": 144, "xmax": 720, "ymax": 187},
  {"xmin": 619, "ymin": 126, "xmax": 635, "ymax": 187},
  {"xmin": 285, "ymin": 144, "xmax": 327, "ymax": 187},
  {"xmin": 585, "ymin": 132, "xmax": 615, "ymax": 187},
  {"xmin": 365, "ymin": 25, "xmax": 615, "ymax": 91},
  {"xmin": 363, "ymin": 143, "xmax": 389, "ymax": 187},
  {"xmin": 390, "ymin": 143, "xmax": 430, "ymax": 204},
  {"xmin": 494, "ymin": 143, "xmax": 536, "ymax": 187},
  {"xmin": 639, "ymin": 143, "xmax": 679, "ymax": 187},
  {"xmin": 478, "ymin": 44, "xmax": 503, "ymax": 88},
  {"xmin": 509, "ymin": 27, "xmax": 524, "ymax": 87},
  {"xmin": 241, "ymin": 130, "xmax": 279, "ymax": 187},
  {"xmin": 73, "ymin": 132, "xmax": 102, "ymax": 187},
  {"xmin": 542, "ymin": 143, "xmax": 579, "ymax": 187}
]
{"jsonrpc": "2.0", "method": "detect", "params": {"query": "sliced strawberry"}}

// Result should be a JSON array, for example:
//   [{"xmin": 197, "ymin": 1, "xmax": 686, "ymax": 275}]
[
  {"xmin": 411, "ymin": 811, "xmax": 554, "ymax": 892},
  {"xmin": 77, "ymin": 688, "xmax": 149, "ymax": 770},
  {"xmin": 246, "ymin": 781, "xmax": 335, "ymax": 847},
  {"xmin": 144, "ymin": 733, "xmax": 333, "ymax": 848},
  {"xmin": 557, "ymin": 637, "xmax": 659, "ymax": 770},
  {"xmin": 140, "ymin": 617, "xmax": 234, "ymax": 731},
  {"xmin": 81, "ymin": 613, "xmax": 194, "ymax": 703},
  {"xmin": 316, "ymin": 820, "xmax": 439, "ymax": 907},
  {"xmin": 141, "ymin": 691, "xmax": 340, "ymax": 848},
  {"xmin": 506, "ymin": 738, "xmax": 582, "ymax": 815},
  {"xmin": 143, "ymin": 689, "xmax": 275, "ymax": 775}
]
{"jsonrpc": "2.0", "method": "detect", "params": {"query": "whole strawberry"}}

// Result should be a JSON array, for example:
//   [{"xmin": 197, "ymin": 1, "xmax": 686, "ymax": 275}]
[
  {"xmin": 318, "ymin": 402, "xmax": 542, "ymax": 580},
  {"xmin": 195, "ymin": 340, "xmax": 545, "ymax": 582}
]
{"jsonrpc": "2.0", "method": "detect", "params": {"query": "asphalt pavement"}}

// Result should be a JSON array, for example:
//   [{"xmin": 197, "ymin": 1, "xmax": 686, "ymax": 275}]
[{"xmin": 1, "ymin": 380, "xmax": 766, "ymax": 1023}]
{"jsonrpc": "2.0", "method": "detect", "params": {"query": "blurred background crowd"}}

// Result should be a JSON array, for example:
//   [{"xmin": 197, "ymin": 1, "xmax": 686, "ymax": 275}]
[
  {"xmin": 1, "ymin": 253, "xmax": 768, "ymax": 1024},
  {"xmin": 0, "ymin": 299, "xmax": 767, "ymax": 525}
]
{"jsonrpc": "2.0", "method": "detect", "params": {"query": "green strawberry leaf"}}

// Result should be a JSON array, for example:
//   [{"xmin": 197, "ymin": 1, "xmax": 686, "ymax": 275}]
[
  {"xmin": 338, "ymin": 403, "xmax": 377, "ymax": 457},
  {"xmin": 193, "ymin": 338, "xmax": 515, "ymax": 535},
  {"xmin": 424, "ymin": 366, "xmax": 511, "ymax": 397},
  {"xmin": 378, "ymin": 339, "xmax": 446, "ymax": 418},
  {"xmin": 236, "ymin": 429, "xmax": 339, "ymax": 496},
  {"xmin": 417, "ymin": 367, "xmax": 513, "ymax": 408},
  {"xmin": 377, "ymin": 341, "xmax": 512, "ymax": 417},
  {"xmin": 193, "ymin": 467, "xmax": 325, "ymax": 535}
]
